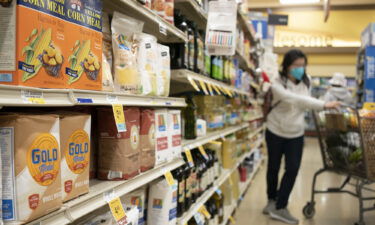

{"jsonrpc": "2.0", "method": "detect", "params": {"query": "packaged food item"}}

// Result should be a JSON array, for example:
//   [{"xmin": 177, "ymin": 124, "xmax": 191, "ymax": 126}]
[
  {"xmin": 0, "ymin": 1, "xmax": 66, "ymax": 88},
  {"xmin": 65, "ymin": 0, "xmax": 103, "ymax": 91},
  {"xmin": 148, "ymin": 179, "xmax": 178, "ymax": 225},
  {"xmin": 97, "ymin": 107, "xmax": 140, "ymax": 180},
  {"xmin": 164, "ymin": 0, "xmax": 174, "ymax": 24},
  {"xmin": 136, "ymin": 33, "xmax": 158, "ymax": 96},
  {"xmin": 111, "ymin": 11, "xmax": 143, "ymax": 94},
  {"xmin": 60, "ymin": 114, "xmax": 91, "ymax": 202},
  {"xmin": 140, "ymin": 109, "xmax": 156, "ymax": 172},
  {"xmin": 122, "ymin": 187, "xmax": 147, "ymax": 225},
  {"xmin": 0, "ymin": 114, "xmax": 62, "ymax": 223},
  {"xmin": 80, "ymin": 205, "xmax": 139, "ymax": 225},
  {"xmin": 168, "ymin": 110, "xmax": 182, "ymax": 159},
  {"xmin": 196, "ymin": 119, "xmax": 207, "ymax": 137},
  {"xmin": 157, "ymin": 44, "xmax": 171, "ymax": 97},
  {"xmin": 102, "ymin": 12, "xmax": 114, "ymax": 92},
  {"xmin": 152, "ymin": 0, "xmax": 165, "ymax": 18},
  {"xmin": 154, "ymin": 109, "xmax": 170, "ymax": 166}
]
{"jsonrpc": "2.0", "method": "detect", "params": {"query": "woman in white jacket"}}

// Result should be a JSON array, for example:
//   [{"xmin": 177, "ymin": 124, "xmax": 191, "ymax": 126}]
[{"xmin": 263, "ymin": 49, "xmax": 340, "ymax": 224}]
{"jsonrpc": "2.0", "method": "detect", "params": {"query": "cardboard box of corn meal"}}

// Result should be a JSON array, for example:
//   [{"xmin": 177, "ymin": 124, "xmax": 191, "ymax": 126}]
[{"xmin": 0, "ymin": 0, "xmax": 102, "ymax": 90}]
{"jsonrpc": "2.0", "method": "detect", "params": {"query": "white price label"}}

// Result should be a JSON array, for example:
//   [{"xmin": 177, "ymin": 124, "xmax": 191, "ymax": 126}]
[
  {"xmin": 107, "ymin": 95, "xmax": 119, "ymax": 103},
  {"xmin": 103, "ymin": 189, "xmax": 116, "ymax": 202},
  {"xmin": 159, "ymin": 21, "xmax": 167, "ymax": 35},
  {"xmin": 21, "ymin": 90, "xmax": 45, "ymax": 104}
]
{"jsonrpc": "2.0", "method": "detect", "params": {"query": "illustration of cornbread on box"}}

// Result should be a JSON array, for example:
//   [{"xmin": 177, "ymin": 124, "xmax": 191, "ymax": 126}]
[
  {"xmin": 22, "ymin": 28, "xmax": 64, "ymax": 82},
  {"xmin": 67, "ymin": 40, "xmax": 101, "ymax": 84}
]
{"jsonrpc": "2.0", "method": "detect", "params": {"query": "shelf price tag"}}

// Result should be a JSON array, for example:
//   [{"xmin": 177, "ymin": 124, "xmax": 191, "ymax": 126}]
[
  {"xmin": 194, "ymin": 212, "xmax": 205, "ymax": 225},
  {"xmin": 198, "ymin": 146, "xmax": 209, "ymax": 160},
  {"xmin": 209, "ymin": 140, "xmax": 222, "ymax": 145},
  {"xmin": 188, "ymin": 77, "xmax": 201, "ymax": 92},
  {"xmin": 164, "ymin": 171, "xmax": 176, "ymax": 187},
  {"xmin": 108, "ymin": 197, "xmax": 128, "ymax": 224},
  {"xmin": 198, "ymin": 80, "xmax": 209, "ymax": 95},
  {"xmin": 213, "ymin": 85, "xmax": 222, "ymax": 95},
  {"xmin": 185, "ymin": 149, "xmax": 194, "ymax": 167},
  {"xmin": 159, "ymin": 21, "xmax": 167, "ymax": 35},
  {"xmin": 21, "ymin": 90, "xmax": 45, "ymax": 104},
  {"xmin": 199, "ymin": 205, "xmax": 211, "ymax": 219},
  {"xmin": 112, "ymin": 104, "xmax": 126, "ymax": 133},
  {"xmin": 224, "ymin": 87, "xmax": 233, "ymax": 97},
  {"xmin": 107, "ymin": 94, "xmax": 119, "ymax": 103},
  {"xmin": 229, "ymin": 216, "xmax": 236, "ymax": 224},
  {"xmin": 207, "ymin": 83, "xmax": 214, "ymax": 96}
]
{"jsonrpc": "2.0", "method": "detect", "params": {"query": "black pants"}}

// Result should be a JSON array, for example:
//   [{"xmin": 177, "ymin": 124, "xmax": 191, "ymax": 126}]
[{"xmin": 266, "ymin": 129, "xmax": 304, "ymax": 209}]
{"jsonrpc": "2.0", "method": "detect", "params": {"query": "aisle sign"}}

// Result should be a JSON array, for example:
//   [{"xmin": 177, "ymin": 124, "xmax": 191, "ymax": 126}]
[
  {"xmin": 198, "ymin": 146, "xmax": 209, "ymax": 160},
  {"xmin": 164, "ymin": 171, "xmax": 176, "ymax": 187},
  {"xmin": 108, "ymin": 197, "xmax": 128, "ymax": 225},
  {"xmin": 112, "ymin": 104, "xmax": 126, "ymax": 132},
  {"xmin": 185, "ymin": 149, "xmax": 194, "ymax": 167}
]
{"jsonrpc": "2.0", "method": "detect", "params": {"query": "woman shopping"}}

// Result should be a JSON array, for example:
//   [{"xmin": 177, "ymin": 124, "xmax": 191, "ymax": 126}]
[{"xmin": 263, "ymin": 49, "xmax": 340, "ymax": 224}]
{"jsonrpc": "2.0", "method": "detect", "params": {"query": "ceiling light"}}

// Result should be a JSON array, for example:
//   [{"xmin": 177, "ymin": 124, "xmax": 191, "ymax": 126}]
[{"xmin": 280, "ymin": 0, "xmax": 320, "ymax": 4}]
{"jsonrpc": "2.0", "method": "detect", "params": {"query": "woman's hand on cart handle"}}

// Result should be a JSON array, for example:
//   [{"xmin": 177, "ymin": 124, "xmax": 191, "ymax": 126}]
[{"xmin": 324, "ymin": 101, "xmax": 341, "ymax": 110}]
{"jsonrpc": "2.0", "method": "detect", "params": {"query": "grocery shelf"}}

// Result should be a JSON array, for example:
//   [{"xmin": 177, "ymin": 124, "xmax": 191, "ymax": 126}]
[
  {"xmin": 177, "ymin": 146, "xmax": 260, "ymax": 225},
  {"xmin": 0, "ymin": 85, "xmax": 186, "ymax": 107},
  {"xmin": 171, "ymin": 69, "xmax": 250, "ymax": 97},
  {"xmin": 182, "ymin": 123, "xmax": 250, "ymax": 151},
  {"xmin": 235, "ymin": 48, "xmax": 253, "ymax": 72},
  {"xmin": 220, "ymin": 157, "xmax": 264, "ymax": 225},
  {"xmin": 103, "ymin": 0, "xmax": 187, "ymax": 43},
  {"xmin": 174, "ymin": 0, "xmax": 207, "ymax": 30},
  {"xmin": 25, "ymin": 159, "xmax": 185, "ymax": 225},
  {"xmin": 237, "ymin": 10, "xmax": 256, "ymax": 44}
]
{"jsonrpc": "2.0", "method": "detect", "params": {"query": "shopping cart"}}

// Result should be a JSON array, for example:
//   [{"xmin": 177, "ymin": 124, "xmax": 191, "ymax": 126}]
[{"xmin": 303, "ymin": 106, "xmax": 375, "ymax": 225}]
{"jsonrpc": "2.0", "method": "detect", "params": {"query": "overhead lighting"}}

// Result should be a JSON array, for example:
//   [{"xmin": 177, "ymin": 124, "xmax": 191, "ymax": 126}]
[{"xmin": 280, "ymin": 0, "xmax": 320, "ymax": 4}]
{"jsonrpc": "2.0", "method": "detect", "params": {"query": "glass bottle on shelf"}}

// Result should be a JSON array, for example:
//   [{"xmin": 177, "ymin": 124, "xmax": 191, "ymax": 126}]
[
  {"xmin": 171, "ymin": 10, "xmax": 189, "ymax": 69},
  {"xmin": 212, "ymin": 191, "xmax": 224, "ymax": 224},
  {"xmin": 184, "ymin": 95, "xmax": 197, "ymax": 139},
  {"xmin": 172, "ymin": 166, "xmax": 185, "ymax": 217}
]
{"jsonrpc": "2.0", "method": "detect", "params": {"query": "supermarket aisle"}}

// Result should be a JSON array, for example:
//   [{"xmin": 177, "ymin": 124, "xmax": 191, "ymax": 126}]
[{"xmin": 235, "ymin": 138, "xmax": 375, "ymax": 225}]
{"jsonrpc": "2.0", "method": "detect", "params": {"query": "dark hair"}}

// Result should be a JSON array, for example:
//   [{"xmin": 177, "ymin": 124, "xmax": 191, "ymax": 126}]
[{"xmin": 280, "ymin": 49, "xmax": 310, "ymax": 88}]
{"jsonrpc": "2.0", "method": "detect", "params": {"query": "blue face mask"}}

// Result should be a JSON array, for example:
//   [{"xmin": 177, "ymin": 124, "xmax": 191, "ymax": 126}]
[{"xmin": 290, "ymin": 67, "xmax": 305, "ymax": 81}]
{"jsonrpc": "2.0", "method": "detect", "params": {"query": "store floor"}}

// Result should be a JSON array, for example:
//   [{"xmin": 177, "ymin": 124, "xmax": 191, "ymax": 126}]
[{"xmin": 235, "ymin": 138, "xmax": 375, "ymax": 225}]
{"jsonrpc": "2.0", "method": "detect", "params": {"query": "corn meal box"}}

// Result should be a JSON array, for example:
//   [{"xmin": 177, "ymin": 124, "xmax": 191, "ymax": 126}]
[
  {"xmin": 97, "ymin": 107, "xmax": 140, "ymax": 180},
  {"xmin": 122, "ymin": 187, "xmax": 147, "ymax": 225},
  {"xmin": 64, "ymin": 0, "xmax": 103, "ymax": 90},
  {"xmin": 147, "ymin": 179, "xmax": 177, "ymax": 225},
  {"xmin": 140, "ymin": 109, "xmax": 156, "ymax": 172},
  {"xmin": 154, "ymin": 109, "xmax": 170, "ymax": 166},
  {"xmin": 0, "ymin": 114, "xmax": 62, "ymax": 223},
  {"xmin": 60, "ymin": 114, "xmax": 91, "ymax": 202},
  {"xmin": 0, "ymin": 0, "xmax": 102, "ymax": 90},
  {"xmin": 167, "ymin": 110, "xmax": 181, "ymax": 160}
]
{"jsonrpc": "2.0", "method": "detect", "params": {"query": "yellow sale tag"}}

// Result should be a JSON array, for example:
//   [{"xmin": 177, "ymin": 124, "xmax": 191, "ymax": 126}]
[
  {"xmin": 185, "ymin": 149, "xmax": 194, "ymax": 166},
  {"xmin": 112, "ymin": 104, "xmax": 126, "ymax": 132},
  {"xmin": 363, "ymin": 102, "xmax": 375, "ymax": 110},
  {"xmin": 207, "ymin": 83, "xmax": 214, "ymax": 96},
  {"xmin": 108, "ymin": 197, "xmax": 127, "ymax": 223},
  {"xmin": 229, "ymin": 216, "xmax": 236, "ymax": 224},
  {"xmin": 199, "ymin": 80, "xmax": 209, "ymax": 95},
  {"xmin": 28, "ymin": 98, "xmax": 46, "ymax": 104},
  {"xmin": 188, "ymin": 77, "xmax": 200, "ymax": 92},
  {"xmin": 198, "ymin": 146, "xmax": 208, "ymax": 160},
  {"xmin": 164, "ymin": 171, "xmax": 176, "ymax": 186},
  {"xmin": 224, "ymin": 88, "xmax": 233, "ymax": 97},
  {"xmin": 209, "ymin": 140, "xmax": 222, "ymax": 145},
  {"xmin": 212, "ymin": 85, "xmax": 222, "ymax": 95},
  {"xmin": 199, "ymin": 205, "xmax": 211, "ymax": 219}
]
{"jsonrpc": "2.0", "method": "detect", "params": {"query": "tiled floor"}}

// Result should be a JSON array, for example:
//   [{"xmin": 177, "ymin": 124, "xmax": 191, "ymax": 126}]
[{"xmin": 235, "ymin": 138, "xmax": 375, "ymax": 225}]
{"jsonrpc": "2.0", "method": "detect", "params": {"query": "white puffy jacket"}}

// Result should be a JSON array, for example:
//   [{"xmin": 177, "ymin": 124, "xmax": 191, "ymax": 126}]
[{"xmin": 267, "ymin": 76, "xmax": 325, "ymax": 138}]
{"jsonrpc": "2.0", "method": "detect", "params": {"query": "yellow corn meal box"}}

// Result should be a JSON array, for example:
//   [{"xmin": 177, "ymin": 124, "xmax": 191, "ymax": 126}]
[
  {"xmin": 0, "ymin": 0, "xmax": 102, "ymax": 90},
  {"xmin": 0, "ymin": 114, "xmax": 62, "ymax": 223},
  {"xmin": 64, "ymin": 0, "xmax": 102, "ymax": 91},
  {"xmin": 60, "ymin": 113, "xmax": 91, "ymax": 202}
]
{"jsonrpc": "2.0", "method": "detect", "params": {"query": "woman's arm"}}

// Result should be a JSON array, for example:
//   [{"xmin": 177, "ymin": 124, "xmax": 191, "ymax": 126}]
[{"xmin": 272, "ymin": 82, "xmax": 325, "ymax": 110}]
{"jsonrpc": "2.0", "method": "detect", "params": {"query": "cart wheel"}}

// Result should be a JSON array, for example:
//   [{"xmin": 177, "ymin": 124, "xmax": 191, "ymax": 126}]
[{"xmin": 303, "ymin": 202, "xmax": 316, "ymax": 219}]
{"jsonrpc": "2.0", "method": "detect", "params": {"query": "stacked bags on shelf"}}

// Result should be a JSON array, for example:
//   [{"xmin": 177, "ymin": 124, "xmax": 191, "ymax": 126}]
[{"xmin": 102, "ymin": 12, "xmax": 171, "ymax": 97}]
